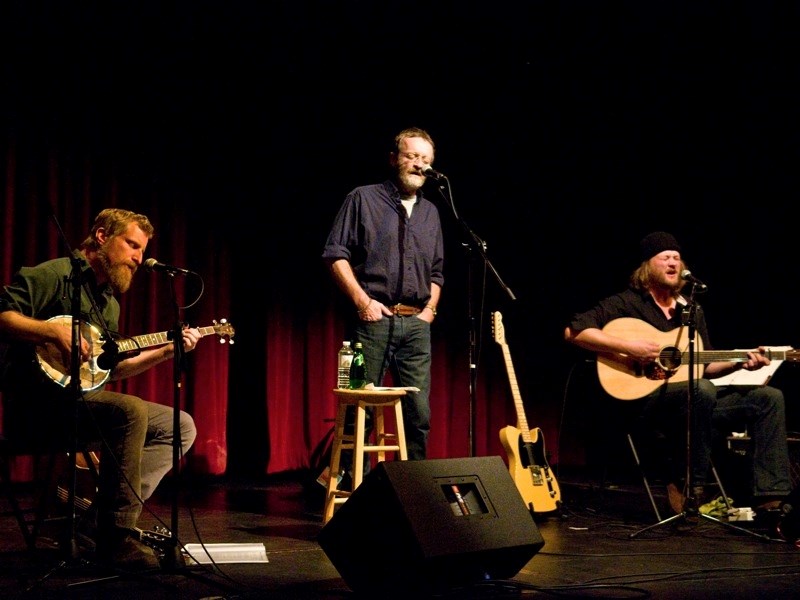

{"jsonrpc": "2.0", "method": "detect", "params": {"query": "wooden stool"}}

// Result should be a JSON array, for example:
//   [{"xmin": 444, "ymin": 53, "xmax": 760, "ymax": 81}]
[{"xmin": 322, "ymin": 388, "xmax": 408, "ymax": 524}]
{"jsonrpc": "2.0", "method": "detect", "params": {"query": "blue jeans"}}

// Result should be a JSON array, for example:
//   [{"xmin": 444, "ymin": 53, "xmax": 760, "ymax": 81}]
[
  {"xmin": 641, "ymin": 379, "xmax": 716, "ymax": 488},
  {"xmin": 713, "ymin": 385, "xmax": 792, "ymax": 499},
  {"xmin": 351, "ymin": 314, "xmax": 432, "ymax": 462}
]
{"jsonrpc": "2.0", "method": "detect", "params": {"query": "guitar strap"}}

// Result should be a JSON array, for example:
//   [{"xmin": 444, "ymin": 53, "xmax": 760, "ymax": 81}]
[{"xmin": 68, "ymin": 252, "xmax": 121, "ymax": 356}]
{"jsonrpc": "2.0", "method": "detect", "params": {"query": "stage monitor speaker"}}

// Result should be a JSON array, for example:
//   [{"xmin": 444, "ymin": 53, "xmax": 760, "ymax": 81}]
[{"xmin": 317, "ymin": 456, "xmax": 545, "ymax": 596}]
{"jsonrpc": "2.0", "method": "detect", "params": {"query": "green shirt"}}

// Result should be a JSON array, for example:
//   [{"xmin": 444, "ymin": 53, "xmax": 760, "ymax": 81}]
[{"xmin": 0, "ymin": 253, "xmax": 119, "ymax": 390}]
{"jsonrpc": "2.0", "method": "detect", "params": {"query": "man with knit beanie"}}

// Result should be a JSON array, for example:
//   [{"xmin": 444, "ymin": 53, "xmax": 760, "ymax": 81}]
[{"xmin": 564, "ymin": 231, "xmax": 792, "ymax": 526}]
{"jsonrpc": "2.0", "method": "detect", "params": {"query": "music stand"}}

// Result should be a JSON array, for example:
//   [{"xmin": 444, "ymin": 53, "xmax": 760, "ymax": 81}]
[{"xmin": 630, "ymin": 284, "xmax": 772, "ymax": 540}]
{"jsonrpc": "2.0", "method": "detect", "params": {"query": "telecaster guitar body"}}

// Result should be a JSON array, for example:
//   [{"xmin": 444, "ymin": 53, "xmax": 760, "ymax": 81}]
[{"xmin": 492, "ymin": 311, "xmax": 561, "ymax": 514}]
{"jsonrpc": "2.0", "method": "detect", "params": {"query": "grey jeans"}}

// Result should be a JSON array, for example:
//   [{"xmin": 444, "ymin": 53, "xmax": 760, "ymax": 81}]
[
  {"xmin": 4, "ymin": 382, "xmax": 196, "ymax": 531},
  {"xmin": 80, "ymin": 389, "xmax": 197, "ymax": 529}
]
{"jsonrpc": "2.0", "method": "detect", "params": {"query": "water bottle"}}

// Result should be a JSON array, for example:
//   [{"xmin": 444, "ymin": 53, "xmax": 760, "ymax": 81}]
[
  {"xmin": 349, "ymin": 342, "xmax": 366, "ymax": 389},
  {"xmin": 337, "ymin": 341, "xmax": 355, "ymax": 389}
]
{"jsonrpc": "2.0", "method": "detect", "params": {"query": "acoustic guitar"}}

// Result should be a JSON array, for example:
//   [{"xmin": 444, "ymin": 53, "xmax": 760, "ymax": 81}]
[
  {"xmin": 35, "ymin": 315, "xmax": 235, "ymax": 392},
  {"xmin": 596, "ymin": 317, "xmax": 800, "ymax": 401},
  {"xmin": 492, "ymin": 311, "xmax": 561, "ymax": 514}
]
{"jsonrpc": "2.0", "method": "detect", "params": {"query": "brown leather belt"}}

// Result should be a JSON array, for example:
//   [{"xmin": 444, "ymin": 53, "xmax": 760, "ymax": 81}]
[{"xmin": 389, "ymin": 303, "xmax": 422, "ymax": 317}]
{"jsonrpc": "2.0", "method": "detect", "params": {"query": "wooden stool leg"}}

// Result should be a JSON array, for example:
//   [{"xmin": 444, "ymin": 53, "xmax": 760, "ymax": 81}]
[
  {"xmin": 374, "ymin": 405, "xmax": 386, "ymax": 463},
  {"xmin": 394, "ymin": 400, "xmax": 408, "ymax": 460},
  {"xmin": 352, "ymin": 402, "xmax": 367, "ymax": 489},
  {"xmin": 323, "ymin": 404, "xmax": 348, "ymax": 525}
]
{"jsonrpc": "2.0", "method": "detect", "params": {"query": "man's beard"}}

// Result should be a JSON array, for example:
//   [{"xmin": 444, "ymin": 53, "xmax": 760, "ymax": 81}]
[
  {"xmin": 99, "ymin": 250, "xmax": 134, "ymax": 294},
  {"xmin": 398, "ymin": 171, "xmax": 424, "ymax": 192},
  {"xmin": 658, "ymin": 272, "xmax": 682, "ymax": 292}
]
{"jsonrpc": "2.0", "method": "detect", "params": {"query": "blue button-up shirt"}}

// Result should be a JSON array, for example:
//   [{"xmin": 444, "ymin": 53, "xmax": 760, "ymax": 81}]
[{"xmin": 322, "ymin": 179, "xmax": 444, "ymax": 307}]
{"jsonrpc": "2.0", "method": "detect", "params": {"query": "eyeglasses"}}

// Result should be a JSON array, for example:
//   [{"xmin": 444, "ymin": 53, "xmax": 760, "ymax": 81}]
[{"xmin": 399, "ymin": 152, "xmax": 432, "ymax": 166}]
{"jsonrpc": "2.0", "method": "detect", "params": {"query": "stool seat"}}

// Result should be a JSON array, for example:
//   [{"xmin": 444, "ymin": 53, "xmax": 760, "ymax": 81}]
[{"xmin": 322, "ymin": 388, "xmax": 408, "ymax": 524}]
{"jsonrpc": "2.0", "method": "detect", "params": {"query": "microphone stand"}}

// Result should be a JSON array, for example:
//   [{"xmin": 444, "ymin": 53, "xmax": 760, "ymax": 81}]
[
  {"xmin": 160, "ymin": 273, "xmax": 186, "ymax": 571},
  {"xmin": 30, "ymin": 216, "xmax": 124, "ymax": 590},
  {"xmin": 630, "ymin": 283, "xmax": 770, "ymax": 540},
  {"xmin": 139, "ymin": 273, "xmax": 241, "ymax": 596},
  {"xmin": 430, "ymin": 176, "xmax": 515, "ymax": 457},
  {"xmin": 62, "ymin": 254, "xmax": 87, "ymax": 561},
  {"xmin": 32, "ymin": 256, "xmax": 114, "ymax": 591}
]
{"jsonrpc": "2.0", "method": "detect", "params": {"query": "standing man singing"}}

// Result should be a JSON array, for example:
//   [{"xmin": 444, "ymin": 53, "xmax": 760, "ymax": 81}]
[{"xmin": 322, "ymin": 126, "xmax": 444, "ymax": 469}]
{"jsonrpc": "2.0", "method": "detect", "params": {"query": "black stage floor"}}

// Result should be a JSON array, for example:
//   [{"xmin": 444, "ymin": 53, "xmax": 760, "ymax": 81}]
[{"xmin": 3, "ymin": 462, "xmax": 800, "ymax": 599}]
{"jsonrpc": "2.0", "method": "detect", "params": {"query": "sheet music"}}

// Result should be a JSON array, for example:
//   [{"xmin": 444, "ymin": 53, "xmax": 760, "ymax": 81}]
[
  {"xmin": 710, "ymin": 346, "xmax": 791, "ymax": 386},
  {"xmin": 369, "ymin": 386, "xmax": 421, "ymax": 392}
]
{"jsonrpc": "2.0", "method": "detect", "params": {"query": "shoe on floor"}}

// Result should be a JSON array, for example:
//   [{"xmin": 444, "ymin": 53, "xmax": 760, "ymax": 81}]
[
  {"xmin": 754, "ymin": 502, "xmax": 785, "ymax": 539},
  {"xmin": 667, "ymin": 482, "xmax": 685, "ymax": 514},
  {"xmin": 96, "ymin": 527, "xmax": 161, "ymax": 571},
  {"xmin": 755, "ymin": 498, "xmax": 784, "ymax": 512}
]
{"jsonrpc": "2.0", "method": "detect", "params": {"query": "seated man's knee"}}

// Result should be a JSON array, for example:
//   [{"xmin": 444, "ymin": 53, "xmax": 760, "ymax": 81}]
[
  {"xmin": 694, "ymin": 379, "xmax": 718, "ymax": 410},
  {"xmin": 180, "ymin": 411, "xmax": 197, "ymax": 449},
  {"xmin": 757, "ymin": 386, "xmax": 786, "ymax": 416},
  {"xmin": 696, "ymin": 379, "xmax": 717, "ymax": 398}
]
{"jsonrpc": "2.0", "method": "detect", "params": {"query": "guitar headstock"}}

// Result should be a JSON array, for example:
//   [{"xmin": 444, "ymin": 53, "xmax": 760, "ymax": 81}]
[
  {"xmin": 491, "ymin": 311, "xmax": 506, "ymax": 346},
  {"xmin": 213, "ymin": 318, "xmax": 235, "ymax": 344}
]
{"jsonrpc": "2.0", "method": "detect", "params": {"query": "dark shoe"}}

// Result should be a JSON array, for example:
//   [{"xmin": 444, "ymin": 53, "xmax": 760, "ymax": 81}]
[
  {"xmin": 755, "ymin": 498, "xmax": 784, "ymax": 513},
  {"xmin": 755, "ymin": 504, "xmax": 785, "ymax": 539},
  {"xmin": 690, "ymin": 485, "xmax": 706, "ymax": 502},
  {"xmin": 97, "ymin": 527, "xmax": 161, "ymax": 571}
]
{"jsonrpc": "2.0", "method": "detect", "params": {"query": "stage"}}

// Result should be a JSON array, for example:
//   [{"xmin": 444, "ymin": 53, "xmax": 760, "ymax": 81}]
[{"xmin": 2, "ymin": 465, "xmax": 800, "ymax": 599}]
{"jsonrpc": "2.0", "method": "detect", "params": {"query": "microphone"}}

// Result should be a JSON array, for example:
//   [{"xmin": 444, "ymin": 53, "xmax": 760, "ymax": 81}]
[
  {"xmin": 144, "ymin": 258, "xmax": 192, "ymax": 275},
  {"xmin": 680, "ymin": 269, "xmax": 708, "ymax": 290},
  {"xmin": 420, "ymin": 165, "xmax": 445, "ymax": 180}
]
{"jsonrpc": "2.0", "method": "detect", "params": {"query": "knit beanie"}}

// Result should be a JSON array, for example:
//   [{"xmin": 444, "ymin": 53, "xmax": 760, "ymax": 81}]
[{"xmin": 640, "ymin": 231, "xmax": 681, "ymax": 262}]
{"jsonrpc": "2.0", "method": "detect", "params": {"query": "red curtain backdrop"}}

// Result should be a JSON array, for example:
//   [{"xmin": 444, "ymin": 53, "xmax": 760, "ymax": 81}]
[{"xmin": 2, "ymin": 131, "xmax": 568, "ymax": 483}]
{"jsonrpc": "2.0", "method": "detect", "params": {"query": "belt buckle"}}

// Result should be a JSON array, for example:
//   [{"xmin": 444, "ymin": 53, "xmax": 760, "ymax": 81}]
[{"xmin": 390, "ymin": 303, "xmax": 403, "ymax": 316}]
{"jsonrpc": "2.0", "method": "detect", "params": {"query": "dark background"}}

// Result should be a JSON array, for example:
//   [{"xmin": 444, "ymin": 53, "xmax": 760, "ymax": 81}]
[{"xmin": 3, "ymin": 1, "xmax": 800, "ymax": 471}]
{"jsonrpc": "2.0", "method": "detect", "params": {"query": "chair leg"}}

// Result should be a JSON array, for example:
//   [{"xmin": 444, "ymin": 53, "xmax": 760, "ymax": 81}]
[
  {"xmin": 627, "ymin": 433, "xmax": 663, "ymax": 522},
  {"xmin": 1, "ymin": 452, "xmax": 36, "ymax": 550},
  {"xmin": 709, "ymin": 459, "xmax": 734, "ymax": 511},
  {"xmin": 0, "ymin": 451, "xmax": 60, "ymax": 551}
]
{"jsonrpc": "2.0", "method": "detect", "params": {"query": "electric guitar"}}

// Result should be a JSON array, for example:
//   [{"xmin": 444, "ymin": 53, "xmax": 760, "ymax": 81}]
[
  {"xmin": 596, "ymin": 317, "xmax": 800, "ymax": 401},
  {"xmin": 36, "ymin": 315, "xmax": 235, "ymax": 392},
  {"xmin": 492, "ymin": 311, "xmax": 561, "ymax": 514}
]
